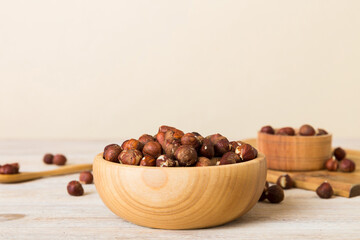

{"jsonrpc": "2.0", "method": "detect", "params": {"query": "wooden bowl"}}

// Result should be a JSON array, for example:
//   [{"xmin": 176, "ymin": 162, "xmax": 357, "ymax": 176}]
[
  {"xmin": 257, "ymin": 132, "xmax": 332, "ymax": 171},
  {"xmin": 93, "ymin": 153, "xmax": 267, "ymax": 230}
]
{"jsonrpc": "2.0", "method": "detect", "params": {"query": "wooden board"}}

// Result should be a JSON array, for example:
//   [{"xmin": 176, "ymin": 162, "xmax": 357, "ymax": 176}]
[{"xmin": 243, "ymin": 138, "xmax": 360, "ymax": 198}]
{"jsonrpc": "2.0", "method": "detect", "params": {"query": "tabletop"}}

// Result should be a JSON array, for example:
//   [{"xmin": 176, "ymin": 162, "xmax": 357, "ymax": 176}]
[{"xmin": 1, "ymin": 139, "xmax": 360, "ymax": 240}]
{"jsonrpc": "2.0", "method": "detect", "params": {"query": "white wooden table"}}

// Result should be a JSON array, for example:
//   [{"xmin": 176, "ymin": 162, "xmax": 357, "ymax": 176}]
[{"xmin": 1, "ymin": 139, "xmax": 359, "ymax": 240}]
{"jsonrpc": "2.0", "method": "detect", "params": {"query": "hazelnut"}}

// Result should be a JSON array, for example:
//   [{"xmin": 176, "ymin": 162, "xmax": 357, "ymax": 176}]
[
  {"xmin": 181, "ymin": 133, "xmax": 201, "ymax": 149},
  {"xmin": 43, "ymin": 153, "xmax": 54, "ymax": 164},
  {"xmin": 142, "ymin": 141, "xmax": 162, "ymax": 159},
  {"xmin": 53, "ymin": 154, "xmax": 67, "ymax": 166},
  {"xmin": 339, "ymin": 159, "xmax": 356, "ymax": 172},
  {"xmin": 158, "ymin": 125, "xmax": 184, "ymax": 136},
  {"xmin": 259, "ymin": 181, "xmax": 269, "ymax": 202},
  {"xmin": 276, "ymin": 174, "xmax": 294, "ymax": 189},
  {"xmin": 138, "ymin": 134, "xmax": 155, "ymax": 146},
  {"xmin": 230, "ymin": 141, "xmax": 245, "ymax": 152},
  {"xmin": 121, "ymin": 139, "xmax": 143, "ymax": 151},
  {"xmin": 333, "ymin": 147, "xmax": 346, "ymax": 160},
  {"xmin": 156, "ymin": 155, "xmax": 179, "ymax": 167},
  {"xmin": 79, "ymin": 171, "xmax": 93, "ymax": 184},
  {"xmin": 140, "ymin": 155, "xmax": 156, "ymax": 166},
  {"xmin": 276, "ymin": 127, "xmax": 295, "ymax": 136},
  {"xmin": 192, "ymin": 132, "xmax": 204, "ymax": 145},
  {"xmin": 67, "ymin": 180, "xmax": 84, "ymax": 196},
  {"xmin": 260, "ymin": 125, "xmax": 275, "ymax": 134},
  {"xmin": 155, "ymin": 132, "xmax": 166, "ymax": 147},
  {"xmin": 235, "ymin": 144, "xmax": 258, "ymax": 161},
  {"xmin": 195, "ymin": 157, "xmax": 214, "ymax": 167},
  {"xmin": 103, "ymin": 144, "xmax": 122, "ymax": 162},
  {"xmin": 299, "ymin": 124, "xmax": 316, "ymax": 136},
  {"xmin": 199, "ymin": 138, "xmax": 215, "ymax": 159},
  {"xmin": 164, "ymin": 141, "xmax": 181, "ymax": 159},
  {"xmin": 219, "ymin": 152, "xmax": 240, "ymax": 165},
  {"xmin": 164, "ymin": 130, "xmax": 183, "ymax": 145},
  {"xmin": 316, "ymin": 182, "xmax": 333, "ymax": 199},
  {"xmin": 267, "ymin": 185, "xmax": 284, "ymax": 203},
  {"xmin": 118, "ymin": 149, "xmax": 143, "ymax": 165},
  {"xmin": 0, "ymin": 163, "xmax": 19, "ymax": 174},
  {"xmin": 174, "ymin": 145, "xmax": 198, "ymax": 167},
  {"xmin": 208, "ymin": 134, "xmax": 231, "ymax": 156},
  {"xmin": 325, "ymin": 158, "xmax": 338, "ymax": 171},
  {"xmin": 316, "ymin": 128, "xmax": 328, "ymax": 136}
]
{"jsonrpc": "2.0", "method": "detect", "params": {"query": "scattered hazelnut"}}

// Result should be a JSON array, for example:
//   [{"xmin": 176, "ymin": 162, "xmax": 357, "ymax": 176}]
[
  {"xmin": 219, "ymin": 152, "xmax": 240, "ymax": 165},
  {"xmin": 121, "ymin": 139, "xmax": 143, "ymax": 151},
  {"xmin": 181, "ymin": 133, "xmax": 201, "ymax": 149},
  {"xmin": 276, "ymin": 174, "xmax": 294, "ymax": 189},
  {"xmin": 174, "ymin": 145, "xmax": 198, "ymax": 166},
  {"xmin": 299, "ymin": 124, "xmax": 316, "ymax": 136},
  {"xmin": 276, "ymin": 127, "xmax": 295, "ymax": 136},
  {"xmin": 267, "ymin": 185, "xmax": 285, "ymax": 203},
  {"xmin": 140, "ymin": 155, "xmax": 156, "ymax": 166},
  {"xmin": 53, "ymin": 154, "xmax": 67, "ymax": 166},
  {"xmin": 316, "ymin": 128, "xmax": 328, "ymax": 136},
  {"xmin": 339, "ymin": 159, "xmax": 356, "ymax": 172},
  {"xmin": 325, "ymin": 158, "xmax": 338, "ymax": 171},
  {"xmin": 0, "ymin": 163, "xmax": 19, "ymax": 174},
  {"xmin": 67, "ymin": 180, "xmax": 84, "ymax": 196},
  {"xmin": 138, "ymin": 134, "xmax": 155, "ymax": 146},
  {"xmin": 260, "ymin": 125, "xmax": 275, "ymax": 134},
  {"xmin": 156, "ymin": 155, "xmax": 179, "ymax": 167},
  {"xmin": 142, "ymin": 141, "xmax": 162, "ymax": 159},
  {"xmin": 118, "ymin": 149, "xmax": 143, "ymax": 165},
  {"xmin": 259, "ymin": 181, "xmax": 269, "ymax": 202},
  {"xmin": 195, "ymin": 157, "xmax": 214, "ymax": 167},
  {"xmin": 316, "ymin": 182, "xmax": 333, "ymax": 199},
  {"xmin": 79, "ymin": 171, "xmax": 93, "ymax": 184},
  {"xmin": 43, "ymin": 153, "xmax": 54, "ymax": 164},
  {"xmin": 103, "ymin": 144, "xmax": 122, "ymax": 162},
  {"xmin": 333, "ymin": 147, "xmax": 346, "ymax": 161},
  {"xmin": 199, "ymin": 138, "xmax": 215, "ymax": 159},
  {"xmin": 235, "ymin": 144, "xmax": 258, "ymax": 161}
]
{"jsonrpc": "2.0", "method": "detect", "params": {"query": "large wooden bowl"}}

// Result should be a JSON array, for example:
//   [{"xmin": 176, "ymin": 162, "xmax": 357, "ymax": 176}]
[
  {"xmin": 93, "ymin": 153, "xmax": 266, "ymax": 229},
  {"xmin": 257, "ymin": 132, "xmax": 332, "ymax": 171}
]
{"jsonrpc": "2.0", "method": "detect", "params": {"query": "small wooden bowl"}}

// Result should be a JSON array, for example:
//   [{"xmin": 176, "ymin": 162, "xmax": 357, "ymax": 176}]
[
  {"xmin": 257, "ymin": 132, "xmax": 332, "ymax": 171},
  {"xmin": 93, "ymin": 153, "xmax": 266, "ymax": 230}
]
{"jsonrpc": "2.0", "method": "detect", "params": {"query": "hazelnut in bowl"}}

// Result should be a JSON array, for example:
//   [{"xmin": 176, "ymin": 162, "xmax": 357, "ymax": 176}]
[
  {"xmin": 257, "ymin": 125, "xmax": 332, "ymax": 171},
  {"xmin": 93, "ymin": 127, "xmax": 266, "ymax": 229}
]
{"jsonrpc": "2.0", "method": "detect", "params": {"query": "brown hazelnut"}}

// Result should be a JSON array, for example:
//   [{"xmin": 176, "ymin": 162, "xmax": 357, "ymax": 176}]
[
  {"xmin": 140, "ymin": 155, "xmax": 156, "ymax": 166},
  {"xmin": 79, "ymin": 171, "xmax": 93, "ymax": 184},
  {"xmin": 164, "ymin": 141, "xmax": 181, "ymax": 159},
  {"xmin": 259, "ymin": 181, "xmax": 269, "ymax": 201},
  {"xmin": 103, "ymin": 144, "xmax": 122, "ymax": 162},
  {"xmin": 156, "ymin": 155, "xmax": 179, "ymax": 167},
  {"xmin": 276, "ymin": 174, "xmax": 294, "ymax": 189},
  {"xmin": 267, "ymin": 185, "xmax": 284, "ymax": 203},
  {"xmin": 235, "ymin": 144, "xmax": 258, "ymax": 161},
  {"xmin": 219, "ymin": 152, "xmax": 240, "ymax": 165},
  {"xmin": 67, "ymin": 180, "xmax": 84, "ymax": 196},
  {"xmin": 158, "ymin": 125, "xmax": 184, "ymax": 136},
  {"xmin": 138, "ymin": 134, "xmax": 155, "ymax": 146},
  {"xmin": 207, "ymin": 134, "xmax": 231, "ymax": 156},
  {"xmin": 333, "ymin": 147, "xmax": 346, "ymax": 161},
  {"xmin": 199, "ymin": 138, "xmax": 215, "ymax": 159},
  {"xmin": 53, "ymin": 154, "xmax": 67, "ymax": 166},
  {"xmin": 299, "ymin": 124, "xmax": 316, "ymax": 136},
  {"xmin": 181, "ymin": 133, "xmax": 201, "ymax": 149},
  {"xmin": 0, "ymin": 163, "xmax": 19, "ymax": 174},
  {"xmin": 192, "ymin": 132, "xmax": 204, "ymax": 145},
  {"xmin": 230, "ymin": 141, "xmax": 245, "ymax": 152},
  {"xmin": 325, "ymin": 158, "xmax": 338, "ymax": 171},
  {"xmin": 195, "ymin": 157, "xmax": 214, "ymax": 167},
  {"xmin": 142, "ymin": 141, "xmax": 162, "ymax": 159},
  {"xmin": 155, "ymin": 132, "xmax": 166, "ymax": 147},
  {"xmin": 118, "ymin": 149, "xmax": 143, "ymax": 165},
  {"xmin": 43, "ymin": 153, "xmax": 54, "ymax": 164},
  {"xmin": 276, "ymin": 127, "xmax": 295, "ymax": 136},
  {"xmin": 164, "ymin": 130, "xmax": 183, "ymax": 145},
  {"xmin": 339, "ymin": 159, "xmax": 356, "ymax": 172},
  {"xmin": 174, "ymin": 145, "xmax": 198, "ymax": 167},
  {"xmin": 316, "ymin": 128, "xmax": 328, "ymax": 136},
  {"xmin": 121, "ymin": 139, "xmax": 143, "ymax": 151},
  {"xmin": 316, "ymin": 182, "xmax": 333, "ymax": 199},
  {"xmin": 260, "ymin": 125, "xmax": 275, "ymax": 134}
]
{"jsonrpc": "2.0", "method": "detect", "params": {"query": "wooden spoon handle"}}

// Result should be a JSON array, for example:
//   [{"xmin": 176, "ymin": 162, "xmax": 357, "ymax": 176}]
[{"xmin": 0, "ymin": 164, "xmax": 93, "ymax": 183}]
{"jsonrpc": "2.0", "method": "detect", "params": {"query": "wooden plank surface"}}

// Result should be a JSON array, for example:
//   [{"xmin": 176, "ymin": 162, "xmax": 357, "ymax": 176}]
[{"xmin": 1, "ymin": 139, "xmax": 360, "ymax": 239}]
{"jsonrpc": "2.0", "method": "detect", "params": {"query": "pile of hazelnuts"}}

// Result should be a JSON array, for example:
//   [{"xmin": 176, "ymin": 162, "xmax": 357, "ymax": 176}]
[
  {"xmin": 325, "ymin": 147, "xmax": 356, "ymax": 172},
  {"xmin": 0, "ymin": 163, "xmax": 20, "ymax": 174},
  {"xmin": 102, "ymin": 125, "xmax": 258, "ymax": 167},
  {"xmin": 260, "ymin": 124, "xmax": 328, "ymax": 136}
]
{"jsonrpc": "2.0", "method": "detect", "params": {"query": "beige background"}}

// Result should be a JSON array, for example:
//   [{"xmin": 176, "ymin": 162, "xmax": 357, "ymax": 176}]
[{"xmin": 0, "ymin": 0, "xmax": 359, "ymax": 140}]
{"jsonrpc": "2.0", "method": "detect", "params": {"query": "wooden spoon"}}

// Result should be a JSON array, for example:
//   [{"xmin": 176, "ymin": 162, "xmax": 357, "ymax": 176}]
[{"xmin": 0, "ymin": 164, "xmax": 92, "ymax": 183}]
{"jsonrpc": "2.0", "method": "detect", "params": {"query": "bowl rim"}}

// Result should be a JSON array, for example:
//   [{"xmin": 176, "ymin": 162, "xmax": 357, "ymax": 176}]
[
  {"xmin": 94, "ymin": 152, "xmax": 266, "ymax": 170},
  {"xmin": 258, "ymin": 131, "xmax": 332, "ymax": 139}
]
